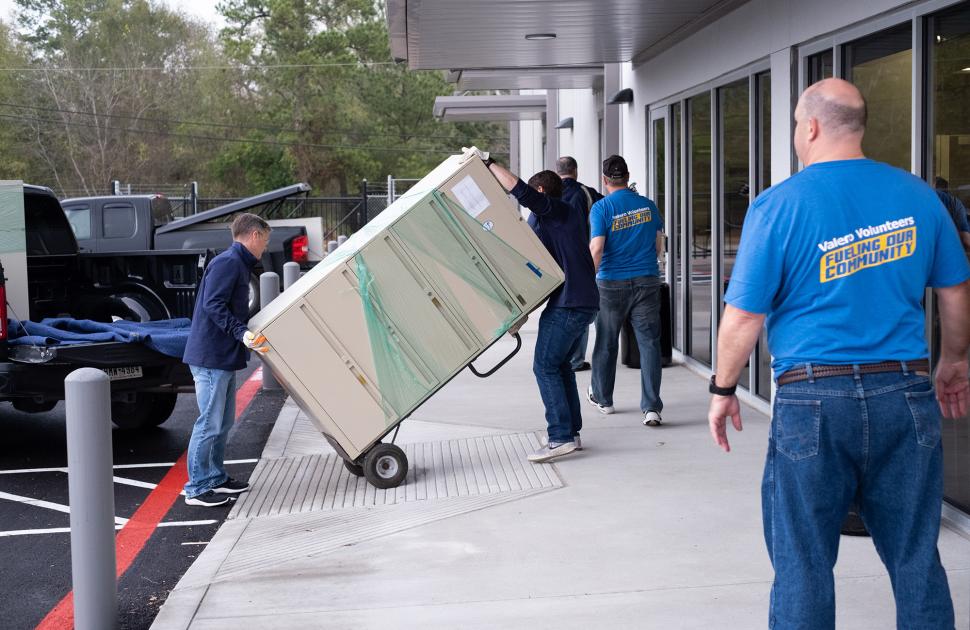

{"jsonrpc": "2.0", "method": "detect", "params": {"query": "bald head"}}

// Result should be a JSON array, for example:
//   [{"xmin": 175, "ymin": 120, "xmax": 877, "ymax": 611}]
[
  {"xmin": 794, "ymin": 78, "xmax": 868, "ymax": 165},
  {"xmin": 799, "ymin": 78, "xmax": 867, "ymax": 135}
]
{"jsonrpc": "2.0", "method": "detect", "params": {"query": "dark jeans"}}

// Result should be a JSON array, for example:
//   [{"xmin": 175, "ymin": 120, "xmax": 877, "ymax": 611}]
[
  {"xmin": 590, "ymin": 275, "xmax": 663, "ymax": 413},
  {"xmin": 765, "ymin": 367, "xmax": 953, "ymax": 629},
  {"xmin": 568, "ymin": 326, "xmax": 590, "ymax": 369},
  {"xmin": 534, "ymin": 306, "xmax": 598, "ymax": 444}
]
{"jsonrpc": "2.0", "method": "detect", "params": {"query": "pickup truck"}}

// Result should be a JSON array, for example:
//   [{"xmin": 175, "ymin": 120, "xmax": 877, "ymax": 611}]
[
  {"xmin": 0, "ymin": 185, "xmax": 209, "ymax": 429},
  {"xmin": 61, "ymin": 184, "xmax": 317, "ymax": 315}
]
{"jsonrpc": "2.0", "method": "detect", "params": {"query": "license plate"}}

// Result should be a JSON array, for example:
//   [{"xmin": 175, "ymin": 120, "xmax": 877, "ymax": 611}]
[{"xmin": 104, "ymin": 366, "xmax": 143, "ymax": 381}]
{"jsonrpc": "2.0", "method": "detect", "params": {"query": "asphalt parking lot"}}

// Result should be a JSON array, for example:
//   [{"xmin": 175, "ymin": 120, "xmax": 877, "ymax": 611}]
[{"xmin": 0, "ymin": 360, "xmax": 284, "ymax": 630}]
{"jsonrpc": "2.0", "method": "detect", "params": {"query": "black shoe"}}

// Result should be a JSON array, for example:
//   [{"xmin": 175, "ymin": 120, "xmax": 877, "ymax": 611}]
[
  {"xmin": 212, "ymin": 477, "xmax": 250, "ymax": 495},
  {"xmin": 185, "ymin": 490, "xmax": 231, "ymax": 507},
  {"xmin": 573, "ymin": 361, "xmax": 591, "ymax": 372}
]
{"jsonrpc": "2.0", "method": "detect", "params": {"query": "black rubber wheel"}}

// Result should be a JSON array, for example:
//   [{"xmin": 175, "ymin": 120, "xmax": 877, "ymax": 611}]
[
  {"xmin": 343, "ymin": 459, "xmax": 365, "ymax": 477},
  {"xmin": 362, "ymin": 443, "xmax": 408, "ymax": 489},
  {"xmin": 112, "ymin": 392, "xmax": 177, "ymax": 430}
]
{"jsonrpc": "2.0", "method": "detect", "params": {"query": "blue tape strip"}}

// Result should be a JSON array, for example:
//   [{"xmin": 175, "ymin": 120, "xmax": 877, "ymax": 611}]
[{"xmin": 526, "ymin": 262, "xmax": 542, "ymax": 278}]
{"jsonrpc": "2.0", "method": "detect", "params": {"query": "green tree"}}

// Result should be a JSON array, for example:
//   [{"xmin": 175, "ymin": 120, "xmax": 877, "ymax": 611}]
[
  {"xmin": 13, "ymin": 0, "xmax": 230, "ymax": 194},
  {"xmin": 216, "ymin": 0, "xmax": 506, "ymax": 194}
]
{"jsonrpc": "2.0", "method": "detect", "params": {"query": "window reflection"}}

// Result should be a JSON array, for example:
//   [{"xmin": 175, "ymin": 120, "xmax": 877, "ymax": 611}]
[
  {"xmin": 720, "ymin": 79, "xmax": 750, "ymax": 385},
  {"xmin": 845, "ymin": 24, "xmax": 913, "ymax": 169},
  {"xmin": 930, "ymin": 3, "xmax": 970, "ymax": 513},
  {"xmin": 689, "ymin": 92, "xmax": 713, "ymax": 366},
  {"xmin": 756, "ymin": 72, "xmax": 773, "ymax": 401}
]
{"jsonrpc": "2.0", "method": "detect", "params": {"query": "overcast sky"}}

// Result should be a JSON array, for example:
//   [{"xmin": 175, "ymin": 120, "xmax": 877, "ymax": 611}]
[{"xmin": 0, "ymin": 0, "xmax": 226, "ymax": 30}]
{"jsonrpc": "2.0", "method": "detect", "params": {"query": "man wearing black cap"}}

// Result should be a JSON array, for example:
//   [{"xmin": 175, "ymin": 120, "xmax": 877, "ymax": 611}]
[{"xmin": 586, "ymin": 155, "xmax": 666, "ymax": 427}]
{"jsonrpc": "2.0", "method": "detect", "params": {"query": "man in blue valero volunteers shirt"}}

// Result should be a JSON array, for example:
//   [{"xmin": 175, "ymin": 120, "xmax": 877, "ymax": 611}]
[
  {"xmin": 586, "ymin": 154, "xmax": 666, "ymax": 428},
  {"xmin": 707, "ymin": 78, "xmax": 970, "ymax": 628}
]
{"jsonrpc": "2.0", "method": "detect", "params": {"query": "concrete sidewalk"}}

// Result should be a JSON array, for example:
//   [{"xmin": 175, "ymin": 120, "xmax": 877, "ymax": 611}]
[{"xmin": 152, "ymin": 322, "xmax": 970, "ymax": 629}]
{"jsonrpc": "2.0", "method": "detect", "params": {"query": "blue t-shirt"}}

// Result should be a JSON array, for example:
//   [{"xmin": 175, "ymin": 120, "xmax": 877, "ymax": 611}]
[
  {"xmin": 589, "ymin": 188, "xmax": 663, "ymax": 280},
  {"xmin": 725, "ymin": 159, "xmax": 970, "ymax": 378}
]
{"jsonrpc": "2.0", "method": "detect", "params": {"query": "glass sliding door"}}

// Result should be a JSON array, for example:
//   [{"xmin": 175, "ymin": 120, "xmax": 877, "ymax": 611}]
[
  {"xmin": 719, "ymin": 79, "xmax": 750, "ymax": 385},
  {"xmin": 672, "ymin": 103, "xmax": 684, "ymax": 351},
  {"xmin": 755, "ymin": 71, "xmax": 773, "ymax": 401},
  {"xmin": 844, "ymin": 24, "xmax": 913, "ymax": 169},
  {"xmin": 688, "ymin": 92, "xmax": 713, "ymax": 366},
  {"xmin": 928, "ymin": 3, "xmax": 970, "ymax": 513},
  {"xmin": 807, "ymin": 49, "xmax": 835, "ymax": 84}
]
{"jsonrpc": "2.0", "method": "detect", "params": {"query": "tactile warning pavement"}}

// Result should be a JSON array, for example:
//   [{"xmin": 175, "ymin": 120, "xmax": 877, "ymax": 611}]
[{"xmin": 228, "ymin": 432, "xmax": 563, "ymax": 520}]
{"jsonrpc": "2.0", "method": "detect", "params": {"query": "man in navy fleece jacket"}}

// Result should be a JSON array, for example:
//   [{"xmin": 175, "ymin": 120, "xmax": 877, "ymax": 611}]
[
  {"xmin": 182, "ymin": 213, "xmax": 270, "ymax": 507},
  {"xmin": 459, "ymin": 148, "xmax": 598, "ymax": 463}
]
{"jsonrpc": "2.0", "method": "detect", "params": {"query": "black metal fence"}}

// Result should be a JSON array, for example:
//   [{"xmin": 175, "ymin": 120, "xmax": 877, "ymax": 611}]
[{"xmin": 171, "ymin": 195, "xmax": 389, "ymax": 239}]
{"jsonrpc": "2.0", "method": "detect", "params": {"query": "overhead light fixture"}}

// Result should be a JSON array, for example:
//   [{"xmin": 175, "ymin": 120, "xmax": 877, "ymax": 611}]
[
  {"xmin": 607, "ymin": 88, "xmax": 634, "ymax": 105},
  {"xmin": 962, "ymin": 67, "xmax": 970, "ymax": 73},
  {"xmin": 525, "ymin": 33, "xmax": 556, "ymax": 41}
]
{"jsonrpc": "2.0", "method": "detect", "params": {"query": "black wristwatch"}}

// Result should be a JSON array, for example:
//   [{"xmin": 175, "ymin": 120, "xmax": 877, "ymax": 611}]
[
  {"xmin": 709, "ymin": 374, "xmax": 737, "ymax": 396},
  {"xmin": 483, "ymin": 157, "xmax": 495, "ymax": 168}
]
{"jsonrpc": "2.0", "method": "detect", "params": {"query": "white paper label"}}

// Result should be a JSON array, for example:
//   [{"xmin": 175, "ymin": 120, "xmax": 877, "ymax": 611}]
[{"xmin": 451, "ymin": 175, "xmax": 491, "ymax": 219}]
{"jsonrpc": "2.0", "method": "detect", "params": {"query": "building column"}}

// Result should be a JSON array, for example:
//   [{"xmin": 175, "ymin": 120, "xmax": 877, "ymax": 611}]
[
  {"xmin": 770, "ymin": 47, "xmax": 797, "ymax": 186},
  {"xmin": 545, "ymin": 90, "xmax": 559, "ymax": 170}
]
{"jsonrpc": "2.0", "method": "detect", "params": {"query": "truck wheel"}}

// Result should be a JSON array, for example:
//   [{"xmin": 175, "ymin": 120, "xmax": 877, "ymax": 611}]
[
  {"xmin": 12, "ymin": 399, "xmax": 58, "ymax": 413},
  {"xmin": 363, "ymin": 443, "xmax": 408, "ymax": 489},
  {"xmin": 114, "ymin": 292, "xmax": 168, "ymax": 322},
  {"xmin": 112, "ymin": 392, "xmax": 178, "ymax": 430}
]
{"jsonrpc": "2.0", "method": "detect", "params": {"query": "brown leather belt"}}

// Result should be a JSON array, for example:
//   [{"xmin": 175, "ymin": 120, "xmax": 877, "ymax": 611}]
[{"xmin": 777, "ymin": 359, "xmax": 930, "ymax": 386}]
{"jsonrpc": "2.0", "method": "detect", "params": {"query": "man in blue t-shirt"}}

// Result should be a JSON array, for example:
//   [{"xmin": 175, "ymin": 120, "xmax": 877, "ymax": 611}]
[
  {"xmin": 459, "ymin": 149, "xmax": 599, "ymax": 463},
  {"xmin": 707, "ymin": 78, "xmax": 970, "ymax": 628},
  {"xmin": 586, "ymin": 155, "xmax": 666, "ymax": 427}
]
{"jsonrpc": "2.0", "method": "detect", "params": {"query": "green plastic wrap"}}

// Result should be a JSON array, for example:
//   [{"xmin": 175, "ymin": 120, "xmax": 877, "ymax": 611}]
[{"xmin": 353, "ymin": 253, "xmax": 433, "ymax": 424}]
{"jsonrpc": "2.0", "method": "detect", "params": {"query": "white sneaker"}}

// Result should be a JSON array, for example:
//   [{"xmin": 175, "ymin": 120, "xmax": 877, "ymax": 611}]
[
  {"xmin": 528, "ymin": 441, "xmax": 577, "ymax": 463},
  {"xmin": 643, "ymin": 410, "xmax": 663, "ymax": 427},
  {"xmin": 586, "ymin": 386, "xmax": 614, "ymax": 415}
]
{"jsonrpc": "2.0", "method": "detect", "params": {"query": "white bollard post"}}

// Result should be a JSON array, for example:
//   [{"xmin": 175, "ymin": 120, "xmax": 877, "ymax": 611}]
[
  {"xmin": 259, "ymin": 272, "xmax": 281, "ymax": 390},
  {"xmin": 283, "ymin": 262, "xmax": 300, "ymax": 291},
  {"xmin": 327, "ymin": 240, "xmax": 338, "ymax": 254},
  {"xmin": 65, "ymin": 368, "xmax": 117, "ymax": 630},
  {"xmin": 337, "ymin": 235, "xmax": 347, "ymax": 246}
]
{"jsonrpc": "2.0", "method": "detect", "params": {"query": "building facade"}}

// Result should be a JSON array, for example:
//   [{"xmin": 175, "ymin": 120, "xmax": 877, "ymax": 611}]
[{"xmin": 389, "ymin": 0, "xmax": 970, "ymax": 526}]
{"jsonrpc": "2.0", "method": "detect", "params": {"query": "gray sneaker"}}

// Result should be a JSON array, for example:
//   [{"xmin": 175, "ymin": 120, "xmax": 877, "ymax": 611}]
[
  {"xmin": 586, "ymin": 386, "xmax": 614, "ymax": 415},
  {"xmin": 528, "ymin": 441, "xmax": 577, "ymax": 463},
  {"xmin": 542, "ymin": 436, "xmax": 582, "ymax": 450}
]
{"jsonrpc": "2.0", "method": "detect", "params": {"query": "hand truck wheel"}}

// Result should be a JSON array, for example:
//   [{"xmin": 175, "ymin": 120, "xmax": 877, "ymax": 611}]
[{"xmin": 363, "ymin": 443, "xmax": 408, "ymax": 489}]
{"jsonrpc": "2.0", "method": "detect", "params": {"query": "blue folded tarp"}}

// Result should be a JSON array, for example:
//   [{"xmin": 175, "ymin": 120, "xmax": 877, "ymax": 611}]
[{"xmin": 6, "ymin": 318, "xmax": 191, "ymax": 359}]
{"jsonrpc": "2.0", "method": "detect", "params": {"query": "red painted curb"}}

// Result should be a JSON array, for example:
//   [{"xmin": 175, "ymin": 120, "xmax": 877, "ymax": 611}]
[{"xmin": 36, "ymin": 367, "xmax": 265, "ymax": 630}]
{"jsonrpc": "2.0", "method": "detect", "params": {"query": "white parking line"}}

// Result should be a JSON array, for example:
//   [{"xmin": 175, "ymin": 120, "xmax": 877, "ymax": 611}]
[
  {"xmin": 112, "ymin": 476, "xmax": 158, "ymax": 490},
  {"xmin": 0, "ymin": 459, "xmax": 259, "ymax": 475},
  {"xmin": 0, "ymin": 519, "xmax": 219, "ymax": 537},
  {"xmin": 0, "ymin": 491, "xmax": 128, "ymax": 526}
]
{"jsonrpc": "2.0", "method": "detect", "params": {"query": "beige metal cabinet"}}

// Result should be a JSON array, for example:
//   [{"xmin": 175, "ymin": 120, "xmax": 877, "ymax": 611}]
[{"xmin": 249, "ymin": 153, "xmax": 564, "ymax": 488}]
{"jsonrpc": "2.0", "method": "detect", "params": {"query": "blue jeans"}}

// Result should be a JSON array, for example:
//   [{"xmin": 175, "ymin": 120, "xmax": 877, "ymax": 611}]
[
  {"xmin": 765, "ymin": 366, "xmax": 953, "ymax": 629},
  {"xmin": 590, "ymin": 275, "xmax": 663, "ymax": 413},
  {"xmin": 184, "ymin": 365, "xmax": 236, "ymax": 498},
  {"xmin": 568, "ymin": 326, "xmax": 590, "ymax": 369},
  {"xmin": 534, "ymin": 307, "xmax": 598, "ymax": 444}
]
